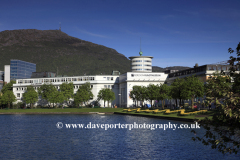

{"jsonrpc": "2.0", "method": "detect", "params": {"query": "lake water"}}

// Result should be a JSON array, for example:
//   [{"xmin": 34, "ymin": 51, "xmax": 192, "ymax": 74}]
[{"xmin": 0, "ymin": 114, "xmax": 239, "ymax": 159}]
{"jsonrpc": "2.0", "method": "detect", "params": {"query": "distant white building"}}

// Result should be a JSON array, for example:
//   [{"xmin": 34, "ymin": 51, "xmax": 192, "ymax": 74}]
[{"xmin": 4, "ymin": 65, "xmax": 10, "ymax": 83}]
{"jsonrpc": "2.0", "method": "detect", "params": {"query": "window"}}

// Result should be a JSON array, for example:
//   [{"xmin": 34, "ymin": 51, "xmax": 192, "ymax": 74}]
[
  {"xmin": 17, "ymin": 93, "xmax": 20, "ymax": 97},
  {"xmin": 104, "ymin": 85, "xmax": 107, "ymax": 88},
  {"xmin": 111, "ymin": 77, "xmax": 113, "ymax": 80},
  {"xmin": 107, "ymin": 77, "xmax": 110, "ymax": 80},
  {"xmin": 112, "ymin": 85, "xmax": 114, "ymax": 89},
  {"xmin": 144, "ymin": 60, "xmax": 151, "ymax": 62},
  {"xmin": 108, "ymin": 85, "xmax": 110, "ymax": 88},
  {"xmin": 91, "ymin": 85, "xmax": 93, "ymax": 88}
]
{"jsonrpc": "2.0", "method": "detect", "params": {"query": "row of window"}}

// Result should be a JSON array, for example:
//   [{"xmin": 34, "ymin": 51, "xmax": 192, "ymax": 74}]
[
  {"xmin": 133, "ymin": 69, "xmax": 151, "ymax": 71},
  {"xmin": 17, "ymin": 77, "xmax": 116, "ymax": 84},
  {"xmin": 104, "ymin": 85, "xmax": 114, "ymax": 89},
  {"xmin": 132, "ymin": 60, "xmax": 152, "ymax": 63},
  {"xmin": 103, "ymin": 77, "xmax": 114, "ymax": 80},
  {"xmin": 132, "ymin": 64, "xmax": 151, "ymax": 67},
  {"xmin": 18, "ymin": 77, "xmax": 96, "ymax": 84},
  {"xmin": 15, "ymin": 85, "xmax": 94, "ymax": 91}
]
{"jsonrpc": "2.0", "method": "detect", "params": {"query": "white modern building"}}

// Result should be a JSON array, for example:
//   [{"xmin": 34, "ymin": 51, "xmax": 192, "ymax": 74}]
[
  {"xmin": 13, "ymin": 75, "xmax": 120, "ymax": 107},
  {"xmin": 129, "ymin": 56, "xmax": 153, "ymax": 72}
]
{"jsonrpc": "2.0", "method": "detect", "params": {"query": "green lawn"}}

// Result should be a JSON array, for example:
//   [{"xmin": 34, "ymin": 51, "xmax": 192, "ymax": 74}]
[{"xmin": 0, "ymin": 108, "xmax": 123, "ymax": 113}]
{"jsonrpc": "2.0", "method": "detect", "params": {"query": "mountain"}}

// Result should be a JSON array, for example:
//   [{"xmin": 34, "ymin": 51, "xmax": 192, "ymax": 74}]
[
  {"xmin": 0, "ymin": 29, "xmax": 131, "ymax": 76},
  {"xmin": 0, "ymin": 29, "xmax": 191, "ymax": 76},
  {"xmin": 152, "ymin": 66, "xmax": 191, "ymax": 72}
]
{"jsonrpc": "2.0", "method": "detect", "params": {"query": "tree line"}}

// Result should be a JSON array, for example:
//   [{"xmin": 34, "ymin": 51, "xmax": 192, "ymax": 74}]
[
  {"xmin": 130, "ymin": 75, "xmax": 205, "ymax": 109},
  {"xmin": 0, "ymin": 82, "xmax": 115, "ymax": 108}
]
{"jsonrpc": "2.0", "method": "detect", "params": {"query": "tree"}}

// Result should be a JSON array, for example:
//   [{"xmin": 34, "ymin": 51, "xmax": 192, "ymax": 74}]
[
  {"xmin": 48, "ymin": 89, "xmax": 65, "ymax": 108},
  {"xmin": 145, "ymin": 84, "xmax": 159, "ymax": 108},
  {"xmin": 204, "ymin": 72, "xmax": 231, "ymax": 109},
  {"xmin": 1, "ymin": 90, "xmax": 16, "ymax": 108},
  {"xmin": 170, "ymin": 78, "xmax": 186, "ymax": 108},
  {"xmin": 60, "ymin": 82, "xmax": 74, "ymax": 105},
  {"xmin": 182, "ymin": 75, "xmax": 204, "ymax": 109},
  {"xmin": 130, "ymin": 86, "xmax": 143, "ymax": 107},
  {"xmin": 192, "ymin": 43, "xmax": 240, "ymax": 154},
  {"xmin": 158, "ymin": 84, "xmax": 171, "ymax": 109},
  {"xmin": 22, "ymin": 86, "xmax": 38, "ymax": 109},
  {"xmin": 97, "ymin": 88, "xmax": 115, "ymax": 108},
  {"xmin": 74, "ymin": 82, "xmax": 93, "ymax": 107},
  {"xmin": 38, "ymin": 83, "xmax": 56, "ymax": 107},
  {"xmin": 139, "ymin": 86, "xmax": 148, "ymax": 108},
  {"xmin": 1, "ymin": 80, "xmax": 16, "ymax": 94}
]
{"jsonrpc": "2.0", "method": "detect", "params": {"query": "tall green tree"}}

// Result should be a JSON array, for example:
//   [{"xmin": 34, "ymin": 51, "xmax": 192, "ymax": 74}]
[
  {"xmin": 1, "ymin": 90, "xmax": 16, "ymax": 108},
  {"xmin": 182, "ymin": 75, "xmax": 204, "ymax": 109},
  {"xmin": 1, "ymin": 80, "xmax": 16, "ymax": 94},
  {"xmin": 139, "ymin": 86, "xmax": 147, "ymax": 108},
  {"xmin": 97, "ymin": 88, "xmax": 115, "ymax": 108},
  {"xmin": 170, "ymin": 78, "xmax": 186, "ymax": 108},
  {"xmin": 130, "ymin": 86, "xmax": 143, "ymax": 107},
  {"xmin": 74, "ymin": 82, "xmax": 93, "ymax": 107},
  {"xmin": 60, "ymin": 82, "xmax": 74, "ymax": 105},
  {"xmin": 22, "ymin": 86, "xmax": 38, "ymax": 109},
  {"xmin": 146, "ymin": 84, "xmax": 159, "ymax": 108},
  {"xmin": 48, "ymin": 89, "xmax": 65, "ymax": 108},
  {"xmin": 158, "ymin": 84, "xmax": 171, "ymax": 109},
  {"xmin": 38, "ymin": 83, "xmax": 56, "ymax": 107}
]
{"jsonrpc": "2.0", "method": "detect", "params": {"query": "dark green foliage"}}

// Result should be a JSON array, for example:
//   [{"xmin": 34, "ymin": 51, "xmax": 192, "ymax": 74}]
[
  {"xmin": 60, "ymin": 82, "xmax": 74, "ymax": 104},
  {"xmin": 1, "ymin": 80, "xmax": 16, "ymax": 94},
  {"xmin": 38, "ymin": 83, "xmax": 56, "ymax": 106},
  {"xmin": 158, "ymin": 84, "xmax": 171, "ymax": 109},
  {"xmin": 1, "ymin": 90, "xmax": 16, "ymax": 108},
  {"xmin": 129, "ymin": 86, "xmax": 147, "ymax": 108},
  {"xmin": 182, "ymin": 75, "xmax": 204, "ymax": 108},
  {"xmin": 22, "ymin": 86, "xmax": 38, "ymax": 108},
  {"xmin": 97, "ymin": 88, "xmax": 115, "ymax": 107},
  {"xmin": 74, "ymin": 82, "xmax": 93, "ymax": 107},
  {"xmin": 146, "ymin": 84, "xmax": 159, "ymax": 107},
  {"xmin": 170, "ymin": 78, "xmax": 186, "ymax": 107}
]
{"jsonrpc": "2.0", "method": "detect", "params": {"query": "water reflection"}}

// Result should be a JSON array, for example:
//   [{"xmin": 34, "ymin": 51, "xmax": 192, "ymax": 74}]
[{"xmin": 0, "ymin": 114, "xmax": 238, "ymax": 159}]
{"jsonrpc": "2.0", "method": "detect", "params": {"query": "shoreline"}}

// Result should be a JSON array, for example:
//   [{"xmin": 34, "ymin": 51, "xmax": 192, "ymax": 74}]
[
  {"xmin": 0, "ymin": 111, "xmax": 202, "ymax": 122},
  {"xmin": 0, "ymin": 112, "xmax": 114, "ymax": 115}
]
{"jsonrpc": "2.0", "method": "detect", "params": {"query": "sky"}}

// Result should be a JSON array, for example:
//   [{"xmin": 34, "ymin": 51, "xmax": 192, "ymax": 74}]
[{"xmin": 0, "ymin": 0, "xmax": 239, "ymax": 68}]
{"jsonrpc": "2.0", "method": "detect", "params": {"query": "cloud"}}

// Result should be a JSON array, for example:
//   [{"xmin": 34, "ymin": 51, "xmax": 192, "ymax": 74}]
[{"xmin": 75, "ymin": 27, "xmax": 110, "ymax": 38}]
